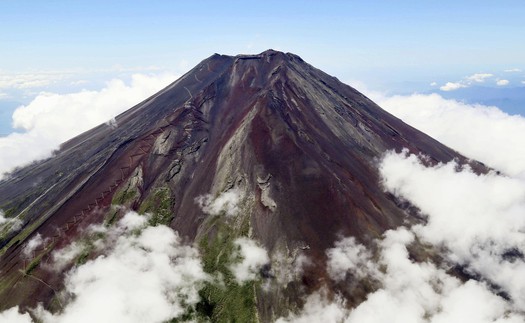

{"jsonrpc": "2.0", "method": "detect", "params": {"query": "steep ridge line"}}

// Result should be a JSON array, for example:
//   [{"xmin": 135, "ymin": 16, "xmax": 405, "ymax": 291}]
[{"xmin": 18, "ymin": 111, "xmax": 184, "ymax": 276}]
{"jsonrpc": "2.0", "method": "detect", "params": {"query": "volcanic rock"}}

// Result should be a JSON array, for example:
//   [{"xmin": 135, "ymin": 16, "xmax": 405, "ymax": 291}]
[{"xmin": 0, "ymin": 50, "xmax": 478, "ymax": 321}]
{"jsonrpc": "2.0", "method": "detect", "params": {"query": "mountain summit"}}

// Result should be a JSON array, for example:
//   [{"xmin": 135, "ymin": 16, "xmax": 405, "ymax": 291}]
[{"xmin": 0, "ymin": 50, "xmax": 475, "ymax": 321}]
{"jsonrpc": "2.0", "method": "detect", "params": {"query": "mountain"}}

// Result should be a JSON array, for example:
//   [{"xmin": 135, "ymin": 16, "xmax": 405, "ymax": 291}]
[{"xmin": 0, "ymin": 50, "xmax": 482, "ymax": 321}]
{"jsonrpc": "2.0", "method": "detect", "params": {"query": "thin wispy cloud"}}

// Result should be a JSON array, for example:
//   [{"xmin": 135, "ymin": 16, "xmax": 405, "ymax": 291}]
[
  {"xmin": 466, "ymin": 73, "xmax": 493, "ymax": 83},
  {"xmin": 0, "ymin": 73, "xmax": 67, "ymax": 90}
]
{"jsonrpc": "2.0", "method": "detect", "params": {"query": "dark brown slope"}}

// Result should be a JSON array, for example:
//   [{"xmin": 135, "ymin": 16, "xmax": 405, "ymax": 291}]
[{"xmin": 0, "ymin": 50, "xmax": 476, "ymax": 318}]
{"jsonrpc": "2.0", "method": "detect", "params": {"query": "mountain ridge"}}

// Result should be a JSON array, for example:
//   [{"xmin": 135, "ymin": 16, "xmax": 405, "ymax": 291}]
[{"xmin": 0, "ymin": 50, "xmax": 483, "ymax": 321}]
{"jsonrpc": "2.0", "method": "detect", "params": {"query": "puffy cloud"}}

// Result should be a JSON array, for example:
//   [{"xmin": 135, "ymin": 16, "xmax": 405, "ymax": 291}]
[
  {"xmin": 195, "ymin": 189, "xmax": 243, "ymax": 217},
  {"xmin": 116, "ymin": 210, "xmax": 149, "ymax": 231},
  {"xmin": 377, "ymin": 93, "xmax": 525, "ymax": 176},
  {"xmin": 429, "ymin": 82, "xmax": 437, "ymax": 86},
  {"xmin": 22, "ymin": 233, "xmax": 46, "ymax": 258},
  {"xmin": 275, "ymin": 290, "xmax": 348, "ymax": 323},
  {"xmin": 268, "ymin": 252, "xmax": 311, "ymax": 286},
  {"xmin": 278, "ymin": 107, "xmax": 525, "ymax": 321},
  {"xmin": 379, "ymin": 151, "xmax": 525, "ymax": 311},
  {"xmin": 3, "ymin": 211, "xmax": 209, "ymax": 323},
  {"xmin": 439, "ymin": 82, "xmax": 466, "ymax": 91},
  {"xmin": 497, "ymin": 79, "xmax": 510, "ymax": 86},
  {"xmin": 280, "ymin": 85, "xmax": 525, "ymax": 322},
  {"xmin": 230, "ymin": 237, "xmax": 269, "ymax": 283},
  {"xmin": 0, "ymin": 72, "xmax": 177, "ymax": 179},
  {"xmin": 49, "ymin": 241, "xmax": 85, "ymax": 272},
  {"xmin": 0, "ymin": 306, "xmax": 32, "ymax": 323},
  {"xmin": 345, "ymin": 227, "xmax": 522, "ymax": 323},
  {"xmin": 504, "ymin": 68, "xmax": 522, "ymax": 73},
  {"xmin": 438, "ymin": 72, "xmax": 496, "ymax": 91},
  {"xmin": 466, "ymin": 73, "xmax": 493, "ymax": 83},
  {"xmin": 326, "ymin": 237, "xmax": 376, "ymax": 281},
  {"xmin": 280, "ymin": 225, "xmax": 523, "ymax": 323}
]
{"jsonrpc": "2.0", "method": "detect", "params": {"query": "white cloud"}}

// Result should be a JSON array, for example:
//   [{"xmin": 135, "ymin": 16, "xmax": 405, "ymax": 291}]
[
  {"xmin": 280, "ymin": 225, "xmax": 524, "ymax": 322},
  {"xmin": 0, "ymin": 72, "xmax": 66, "ymax": 90},
  {"xmin": 430, "ymin": 82, "xmax": 437, "ymax": 86},
  {"xmin": 50, "ymin": 241, "xmax": 85, "ymax": 272},
  {"xmin": 466, "ymin": 73, "xmax": 493, "ymax": 83},
  {"xmin": 275, "ymin": 290, "xmax": 348, "ymax": 323},
  {"xmin": 438, "ymin": 72, "xmax": 495, "ymax": 92},
  {"xmin": 439, "ymin": 82, "xmax": 466, "ymax": 91},
  {"xmin": 278, "ymin": 84, "xmax": 525, "ymax": 322},
  {"xmin": 22, "ymin": 233, "xmax": 46, "ymax": 258},
  {"xmin": 0, "ymin": 210, "xmax": 7, "ymax": 225},
  {"xmin": 19, "ymin": 211, "xmax": 209, "ymax": 323},
  {"xmin": 379, "ymin": 151, "xmax": 525, "ymax": 312},
  {"xmin": 497, "ymin": 79, "xmax": 510, "ymax": 86},
  {"xmin": 326, "ymin": 237, "xmax": 377, "ymax": 281},
  {"xmin": 117, "ymin": 210, "xmax": 149, "ymax": 231},
  {"xmin": 230, "ymin": 237, "xmax": 269, "ymax": 283},
  {"xmin": 0, "ymin": 72, "xmax": 177, "ymax": 179},
  {"xmin": 346, "ymin": 228, "xmax": 522, "ymax": 323},
  {"xmin": 504, "ymin": 68, "xmax": 522, "ymax": 73},
  {"xmin": 195, "ymin": 189, "xmax": 243, "ymax": 217},
  {"xmin": 268, "ymin": 252, "xmax": 311, "ymax": 286},
  {"xmin": 0, "ymin": 306, "xmax": 32, "ymax": 323},
  {"xmin": 377, "ymin": 93, "xmax": 525, "ymax": 176},
  {"xmin": 0, "ymin": 210, "xmax": 22, "ymax": 234}
]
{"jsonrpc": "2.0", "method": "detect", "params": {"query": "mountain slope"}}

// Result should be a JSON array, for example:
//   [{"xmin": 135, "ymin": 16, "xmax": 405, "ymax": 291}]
[{"xmin": 0, "ymin": 50, "xmax": 481, "ymax": 321}]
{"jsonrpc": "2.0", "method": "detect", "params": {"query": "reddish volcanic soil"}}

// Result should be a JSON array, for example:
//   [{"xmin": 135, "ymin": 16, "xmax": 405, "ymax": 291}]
[{"xmin": 0, "ymin": 50, "xmax": 483, "ymax": 317}]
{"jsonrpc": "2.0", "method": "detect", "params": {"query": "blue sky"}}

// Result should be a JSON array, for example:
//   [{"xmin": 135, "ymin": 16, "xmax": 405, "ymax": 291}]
[
  {"xmin": 2, "ymin": 1, "xmax": 524, "ymax": 75},
  {"xmin": 1, "ymin": 0, "xmax": 524, "ymax": 134}
]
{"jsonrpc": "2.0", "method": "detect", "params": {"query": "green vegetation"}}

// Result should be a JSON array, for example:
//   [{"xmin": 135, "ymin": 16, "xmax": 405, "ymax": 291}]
[
  {"xmin": 2, "ymin": 207, "xmax": 17, "ymax": 218},
  {"xmin": 111, "ymin": 186, "xmax": 138, "ymax": 206},
  {"xmin": 75, "ymin": 243, "xmax": 94, "ymax": 266},
  {"xmin": 0, "ymin": 215, "xmax": 41, "ymax": 257},
  {"xmin": 191, "ymin": 213, "xmax": 258, "ymax": 323},
  {"xmin": 24, "ymin": 257, "xmax": 42, "ymax": 275},
  {"xmin": 139, "ymin": 187, "xmax": 174, "ymax": 226}
]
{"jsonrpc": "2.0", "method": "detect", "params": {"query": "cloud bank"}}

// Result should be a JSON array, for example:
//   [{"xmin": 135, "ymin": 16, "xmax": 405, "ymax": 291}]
[
  {"xmin": 0, "ymin": 73, "xmax": 177, "ymax": 179},
  {"xmin": 380, "ymin": 151, "xmax": 525, "ymax": 311},
  {"xmin": 377, "ymin": 93, "xmax": 525, "ymax": 176},
  {"xmin": 4, "ymin": 211, "xmax": 208, "ymax": 323}
]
